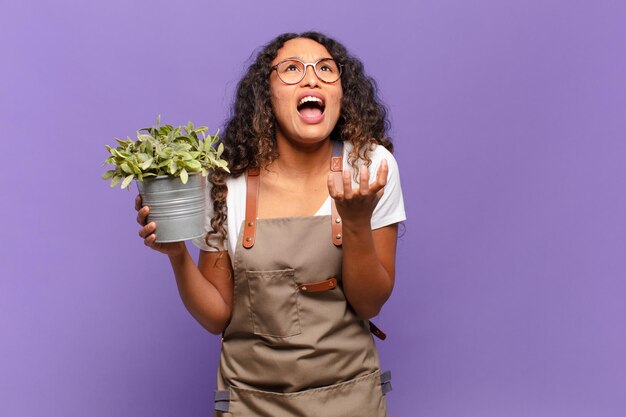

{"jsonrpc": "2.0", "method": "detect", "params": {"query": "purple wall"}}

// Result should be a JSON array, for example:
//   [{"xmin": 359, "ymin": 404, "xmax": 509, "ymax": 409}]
[{"xmin": 2, "ymin": 1, "xmax": 625, "ymax": 416}]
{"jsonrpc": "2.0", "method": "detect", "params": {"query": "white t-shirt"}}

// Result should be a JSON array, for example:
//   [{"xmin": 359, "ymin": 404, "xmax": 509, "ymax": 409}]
[{"xmin": 192, "ymin": 142, "xmax": 406, "ymax": 261}]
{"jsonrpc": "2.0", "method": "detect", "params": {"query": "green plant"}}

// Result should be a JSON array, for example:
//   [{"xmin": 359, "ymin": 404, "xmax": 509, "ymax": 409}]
[{"xmin": 102, "ymin": 117, "xmax": 229, "ymax": 189}]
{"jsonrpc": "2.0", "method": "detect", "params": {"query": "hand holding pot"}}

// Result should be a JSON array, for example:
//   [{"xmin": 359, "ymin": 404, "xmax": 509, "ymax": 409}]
[{"xmin": 135, "ymin": 195, "xmax": 186, "ymax": 256}]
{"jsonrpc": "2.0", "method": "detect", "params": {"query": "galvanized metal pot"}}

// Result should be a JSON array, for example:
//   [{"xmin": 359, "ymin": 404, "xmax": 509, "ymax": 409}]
[{"xmin": 136, "ymin": 173, "xmax": 206, "ymax": 243}]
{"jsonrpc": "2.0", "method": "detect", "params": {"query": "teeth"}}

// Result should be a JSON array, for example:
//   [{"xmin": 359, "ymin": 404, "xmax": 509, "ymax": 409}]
[{"xmin": 298, "ymin": 96, "xmax": 323, "ymax": 106}]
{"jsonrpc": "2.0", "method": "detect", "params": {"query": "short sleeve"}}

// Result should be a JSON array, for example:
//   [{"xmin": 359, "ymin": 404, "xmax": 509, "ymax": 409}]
[{"xmin": 369, "ymin": 146, "xmax": 407, "ymax": 229}]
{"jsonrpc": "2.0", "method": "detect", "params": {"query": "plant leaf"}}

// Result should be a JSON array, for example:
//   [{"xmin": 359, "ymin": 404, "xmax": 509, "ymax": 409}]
[
  {"xmin": 121, "ymin": 174, "xmax": 135, "ymax": 189},
  {"xmin": 128, "ymin": 161, "xmax": 142, "ymax": 175},
  {"xmin": 179, "ymin": 151, "xmax": 193, "ymax": 160},
  {"xmin": 145, "ymin": 139, "xmax": 153, "ymax": 155},
  {"xmin": 180, "ymin": 168, "xmax": 188, "ymax": 184},
  {"xmin": 185, "ymin": 160, "xmax": 201, "ymax": 170},
  {"xmin": 102, "ymin": 170, "xmax": 116, "ymax": 180},
  {"xmin": 110, "ymin": 175, "xmax": 122, "ymax": 188},
  {"xmin": 140, "ymin": 158, "xmax": 153, "ymax": 170}
]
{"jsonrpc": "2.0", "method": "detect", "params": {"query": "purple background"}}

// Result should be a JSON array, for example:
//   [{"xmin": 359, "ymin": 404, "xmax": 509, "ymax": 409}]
[{"xmin": 1, "ymin": 1, "xmax": 625, "ymax": 416}]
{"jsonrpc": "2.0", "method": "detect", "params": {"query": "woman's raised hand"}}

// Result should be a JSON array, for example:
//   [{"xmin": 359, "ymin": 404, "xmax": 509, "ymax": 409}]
[
  {"xmin": 135, "ymin": 195, "xmax": 186, "ymax": 256},
  {"xmin": 327, "ymin": 159, "xmax": 388, "ymax": 229}
]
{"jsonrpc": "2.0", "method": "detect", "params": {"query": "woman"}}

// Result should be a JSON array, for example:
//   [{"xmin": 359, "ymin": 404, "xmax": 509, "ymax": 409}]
[{"xmin": 136, "ymin": 32, "xmax": 406, "ymax": 416}]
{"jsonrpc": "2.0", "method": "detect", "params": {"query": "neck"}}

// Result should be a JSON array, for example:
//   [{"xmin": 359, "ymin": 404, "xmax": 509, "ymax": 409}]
[{"xmin": 271, "ymin": 134, "xmax": 333, "ymax": 177}]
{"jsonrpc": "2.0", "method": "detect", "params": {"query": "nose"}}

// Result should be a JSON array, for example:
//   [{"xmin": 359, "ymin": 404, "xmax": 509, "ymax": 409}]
[{"xmin": 300, "ymin": 63, "xmax": 319, "ymax": 87}]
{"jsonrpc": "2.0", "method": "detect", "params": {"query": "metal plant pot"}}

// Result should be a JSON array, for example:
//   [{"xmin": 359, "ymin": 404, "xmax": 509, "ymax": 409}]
[{"xmin": 137, "ymin": 173, "xmax": 207, "ymax": 243}]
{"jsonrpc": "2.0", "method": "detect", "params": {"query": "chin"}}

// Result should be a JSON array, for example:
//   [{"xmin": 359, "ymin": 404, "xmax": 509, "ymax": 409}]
[{"xmin": 295, "ymin": 129, "xmax": 334, "ymax": 143}]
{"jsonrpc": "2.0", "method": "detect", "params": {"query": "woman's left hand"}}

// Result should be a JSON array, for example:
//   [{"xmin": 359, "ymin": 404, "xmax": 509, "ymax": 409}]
[{"xmin": 327, "ymin": 159, "xmax": 389, "ymax": 229}]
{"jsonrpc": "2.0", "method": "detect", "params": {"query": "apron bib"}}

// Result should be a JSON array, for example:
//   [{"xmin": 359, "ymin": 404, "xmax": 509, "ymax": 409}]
[{"xmin": 214, "ymin": 142, "xmax": 391, "ymax": 416}]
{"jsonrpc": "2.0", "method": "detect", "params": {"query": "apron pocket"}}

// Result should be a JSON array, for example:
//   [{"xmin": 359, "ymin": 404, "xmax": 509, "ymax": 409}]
[
  {"xmin": 246, "ymin": 268, "xmax": 301, "ymax": 338},
  {"xmin": 224, "ymin": 369, "xmax": 388, "ymax": 417}
]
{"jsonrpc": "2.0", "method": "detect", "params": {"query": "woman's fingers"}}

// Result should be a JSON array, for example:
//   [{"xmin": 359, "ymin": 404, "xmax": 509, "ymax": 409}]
[
  {"xmin": 330, "ymin": 161, "xmax": 387, "ymax": 202},
  {"xmin": 136, "ymin": 200, "xmax": 155, "ymax": 241},
  {"xmin": 327, "ymin": 173, "xmax": 340, "ymax": 198},
  {"xmin": 136, "ymin": 206, "xmax": 149, "ymax": 226},
  {"xmin": 143, "ymin": 233, "xmax": 157, "ymax": 247},
  {"xmin": 138, "ymin": 221, "xmax": 155, "ymax": 238},
  {"xmin": 369, "ymin": 159, "xmax": 388, "ymax": 195},
  {"xmin": 135, "ymin": 195, "xmax": 150, "ymax": 229},
  {"xmin": 359, "ymin": 165, "xmax": 370, "ymax": 195},
  {"xmin": 342, "ymin": 169, "xmax": 353, "ymax": 199}
]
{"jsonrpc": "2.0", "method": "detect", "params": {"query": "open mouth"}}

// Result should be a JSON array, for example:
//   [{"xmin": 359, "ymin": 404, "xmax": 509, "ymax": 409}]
[{"xmin": 297, "ymin": 96, "xmax": 325, "ymax": 118}]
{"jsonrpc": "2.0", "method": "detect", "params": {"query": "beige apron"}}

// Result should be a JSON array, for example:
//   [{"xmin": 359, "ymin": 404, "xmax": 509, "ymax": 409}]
[{"xmin": 214, "ymin": 142, "xmax": 391, "ymax": 416}]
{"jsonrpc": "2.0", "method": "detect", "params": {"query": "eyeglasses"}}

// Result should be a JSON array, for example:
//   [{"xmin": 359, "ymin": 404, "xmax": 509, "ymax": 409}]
[{"xmin": 271, "ymin": 58, "xmax": 343, "ymax": 85}]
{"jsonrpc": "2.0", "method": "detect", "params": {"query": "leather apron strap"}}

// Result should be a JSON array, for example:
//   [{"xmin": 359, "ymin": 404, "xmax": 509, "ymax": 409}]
[
  {"xmin": 242, "ymin": 167, "xmax": 260, "ymax": 249},
  {"xmin": 330, "ymin": 140, "xmax": 343, "ymax": 247}
]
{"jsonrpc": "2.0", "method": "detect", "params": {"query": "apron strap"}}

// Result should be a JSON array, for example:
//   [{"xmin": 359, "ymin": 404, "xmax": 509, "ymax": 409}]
[
  {"xmin": 214, "ymin": 390, "xmax": 230, "ymax": 412},
  {"xmin": 330, "ymin": 140, "xmax": 344, "ymax": 247},
  {"xmin": 369, "ymin": 321, "xmax": 387, "ymax": 341},
  {"xmin": 242, "ymin": 167, "xmax": 260, "ymax": 249},
  {"xmin": 380, "ymin": 370, "xmax": 393, "ymax": 395}
]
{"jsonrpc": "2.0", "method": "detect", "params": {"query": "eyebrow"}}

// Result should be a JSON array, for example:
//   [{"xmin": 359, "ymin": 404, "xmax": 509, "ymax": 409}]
[{"xmin": 283, "ymin": 56, "xmax": 333, "ymax": 61}]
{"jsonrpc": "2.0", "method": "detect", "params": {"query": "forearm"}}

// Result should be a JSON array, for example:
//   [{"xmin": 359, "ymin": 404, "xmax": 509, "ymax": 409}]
[
  {"xmin": 341, "ymin": 222, "xmax": 395, "ymax": 319},
  {"xmin": 168, "ymin": 249, "xmax": 231, "ymax": 334}
]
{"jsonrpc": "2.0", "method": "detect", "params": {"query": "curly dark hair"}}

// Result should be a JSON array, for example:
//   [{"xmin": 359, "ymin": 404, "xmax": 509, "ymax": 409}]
[{"xmin": 206, "ymin": 31, "xmax": 394, "ymax": 249}]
